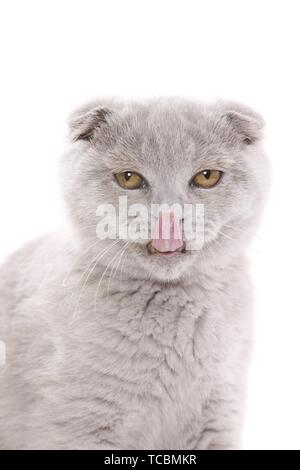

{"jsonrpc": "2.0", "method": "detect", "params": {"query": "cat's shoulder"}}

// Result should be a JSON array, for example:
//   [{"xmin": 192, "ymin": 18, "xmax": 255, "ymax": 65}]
[{"xmin": 0, "ymin": 231, "xmax": 71, "ymax": 302}]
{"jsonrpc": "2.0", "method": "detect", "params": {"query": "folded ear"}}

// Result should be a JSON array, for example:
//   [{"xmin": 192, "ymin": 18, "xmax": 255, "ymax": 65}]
[
  {"xmin": 68, "ymin": 105, "xmax": 111, "ymax": 142},
  {"xmin": 220, "ymin": 103, "xmax": 265, "ymax": 145}
]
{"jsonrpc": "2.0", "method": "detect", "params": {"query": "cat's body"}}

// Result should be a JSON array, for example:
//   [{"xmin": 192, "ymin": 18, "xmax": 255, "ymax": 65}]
[{"xmin": 0, "ymin": 98, "xmax": 268, "ymax": 449}]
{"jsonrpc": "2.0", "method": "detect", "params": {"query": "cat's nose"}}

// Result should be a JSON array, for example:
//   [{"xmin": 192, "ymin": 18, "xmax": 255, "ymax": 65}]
[{"xmin": 148, "ymin": 211, "xmax": 185, "ymax": 254}]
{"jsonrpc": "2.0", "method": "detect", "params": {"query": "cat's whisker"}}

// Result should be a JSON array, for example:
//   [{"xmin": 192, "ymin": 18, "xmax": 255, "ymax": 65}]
[
  {"xmin": 105, "ymin": 246, "xmax": 124, "ymax": 296},
  {"xmin": 222, "ymin": 222, "xmax": 247, "ymax": 235},
  {"xmin": 72, "ymin": 240, "xmax": 121, "ymax": 321},
  {"xmin": 77, "ymin": 239, "xmax": 120, "ymax": 288},
  {"xmin": 120, "ymin": 246, "xmax": 130, "ymax": 281},
  {"xmin": 205, "ymin": 231, "xmax": 224, "ymax": 251},
  {"xmin": 107, "ymin": 241, "xmax": 130, "ymax": 295},
  {"xmin": 104, "ymin": 243, "xmax": 129, "ymax": 293},
  {"xmin": 218, "ymin": 230, "xmax": 235, "ymax": 242},
  {"xmin": 206, "ymin": 221, "xmax": 238, "ymax": 242},
  {"xmin": 210, "ymin": 219, "xmax": 246, "ymax": 237},
  {"xmin": 62, "ymin": 239, "xmax": 99, "ymax": 287},
  {"xmin": 110, "ymin": 242, "xmax": 129, "ymax": 281},
  {"xmin": 94, "ymin": 242, "xmax": 128, "ymax": 311}
]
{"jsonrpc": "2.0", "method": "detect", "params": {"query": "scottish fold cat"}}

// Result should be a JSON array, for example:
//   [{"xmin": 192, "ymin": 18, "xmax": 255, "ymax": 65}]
[{"xmin": 0, "ymin": 97, "xmax": 268, "ymax": 449}]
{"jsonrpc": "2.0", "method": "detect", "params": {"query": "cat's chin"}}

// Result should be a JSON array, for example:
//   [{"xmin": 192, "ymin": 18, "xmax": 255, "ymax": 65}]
[{"xmin": 131, "ymin": 242, "xmax": 197, "ymax": 282}]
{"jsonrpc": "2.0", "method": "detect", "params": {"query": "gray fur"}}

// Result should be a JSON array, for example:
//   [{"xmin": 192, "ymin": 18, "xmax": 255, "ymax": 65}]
[{"xmin": 0, "ymin": 97, "xmax": 269, "ymax": 449}]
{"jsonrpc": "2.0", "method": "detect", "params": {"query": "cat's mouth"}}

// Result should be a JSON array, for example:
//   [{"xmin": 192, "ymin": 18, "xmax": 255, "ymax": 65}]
[
  {"xmin": 147, "ymin": 241, "xmax": 186, "ymax": 256},
  {"xmin": 146, "ymin": 211, "xmax": 186, "ymax": 256}
]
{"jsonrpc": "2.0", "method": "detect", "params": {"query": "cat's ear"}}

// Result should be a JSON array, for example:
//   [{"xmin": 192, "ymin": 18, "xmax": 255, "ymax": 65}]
[
  {"xmin": 220, "ymin": 103, "xmax": 265, "ymax": 145},
  {"xmin": 68, "ymin": 105, "xmax": 111, "ymax": 142}
]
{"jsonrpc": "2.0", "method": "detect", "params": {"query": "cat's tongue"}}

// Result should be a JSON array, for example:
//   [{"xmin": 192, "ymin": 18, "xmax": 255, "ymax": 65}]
[{"xmin": 150, "ymin": 211, "xmax": 184, "ymax": 253}]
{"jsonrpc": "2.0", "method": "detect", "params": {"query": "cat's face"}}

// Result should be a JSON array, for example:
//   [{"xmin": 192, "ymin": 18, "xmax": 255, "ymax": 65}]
[{"xmin": 61, "ymin": 98, "xmax": 269, "ymax": 282}]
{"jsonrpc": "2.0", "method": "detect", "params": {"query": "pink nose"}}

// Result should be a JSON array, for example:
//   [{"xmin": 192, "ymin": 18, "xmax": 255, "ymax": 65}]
[{"xmin": 150, "ymin": 211, "xmax": 184, "ymax": 253}]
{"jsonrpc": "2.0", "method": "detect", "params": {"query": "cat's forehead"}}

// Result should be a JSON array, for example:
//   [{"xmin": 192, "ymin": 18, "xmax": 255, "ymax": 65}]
[
  {"xmin": 124, "ymin": 109, "xmax": 196, "ymax": 164},
  {"xmin": 105, "ymin": 101, "xmax": 228, "ymax": 171},
  {"xmin": 69, "ymin": 97, "xmax": 264, "ymax": 173}
]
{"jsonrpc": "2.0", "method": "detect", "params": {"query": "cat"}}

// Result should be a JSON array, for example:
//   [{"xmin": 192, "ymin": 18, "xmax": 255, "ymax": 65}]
[{"xmin": 0, "ymin": 97, "xmax": 269, "ymax": 449}]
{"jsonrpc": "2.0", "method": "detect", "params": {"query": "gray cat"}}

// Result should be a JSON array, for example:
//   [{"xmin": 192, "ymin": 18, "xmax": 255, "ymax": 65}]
[{"xmin": 0, "ymin": 97, "xmax": 269, "ymax": 449}]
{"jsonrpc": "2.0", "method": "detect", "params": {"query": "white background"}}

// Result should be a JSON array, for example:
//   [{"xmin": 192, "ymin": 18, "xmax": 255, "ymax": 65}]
[{"xmin": 0, "ymin": 0, "xmax": 299, "ymax": 450}]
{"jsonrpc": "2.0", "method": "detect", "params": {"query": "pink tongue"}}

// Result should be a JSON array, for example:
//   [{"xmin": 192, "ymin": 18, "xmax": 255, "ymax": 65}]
[{"xmin": 151, "ymin": 211, "xmax": 183, "ymax": 253}]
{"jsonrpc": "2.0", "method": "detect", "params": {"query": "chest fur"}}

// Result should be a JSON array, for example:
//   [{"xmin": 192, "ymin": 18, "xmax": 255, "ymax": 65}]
[{"xmin": 65, "ymin": 277, "xmax": 238, "ymax": 400}]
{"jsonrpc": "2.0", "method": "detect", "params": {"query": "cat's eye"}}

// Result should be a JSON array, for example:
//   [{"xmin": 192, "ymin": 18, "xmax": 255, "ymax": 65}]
[
  {"xmin": 114, "ymin": 171, "xmax": 145, "ymax": 190},
  {"xmin": 191, "ymin": 170, "xmax": 223, "ymax": 189}
]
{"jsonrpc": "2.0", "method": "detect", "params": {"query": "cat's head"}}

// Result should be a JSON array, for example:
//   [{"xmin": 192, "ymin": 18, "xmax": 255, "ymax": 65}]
[{"xmin": 61, "ymin": 98, "xmax": 269, "ymax": 282}]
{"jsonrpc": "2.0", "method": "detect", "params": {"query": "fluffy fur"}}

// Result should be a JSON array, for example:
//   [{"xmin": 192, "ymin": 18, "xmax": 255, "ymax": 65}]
[{"xmin": 0, "ymin": 97, "xmax": 269, "ymax": 449}]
